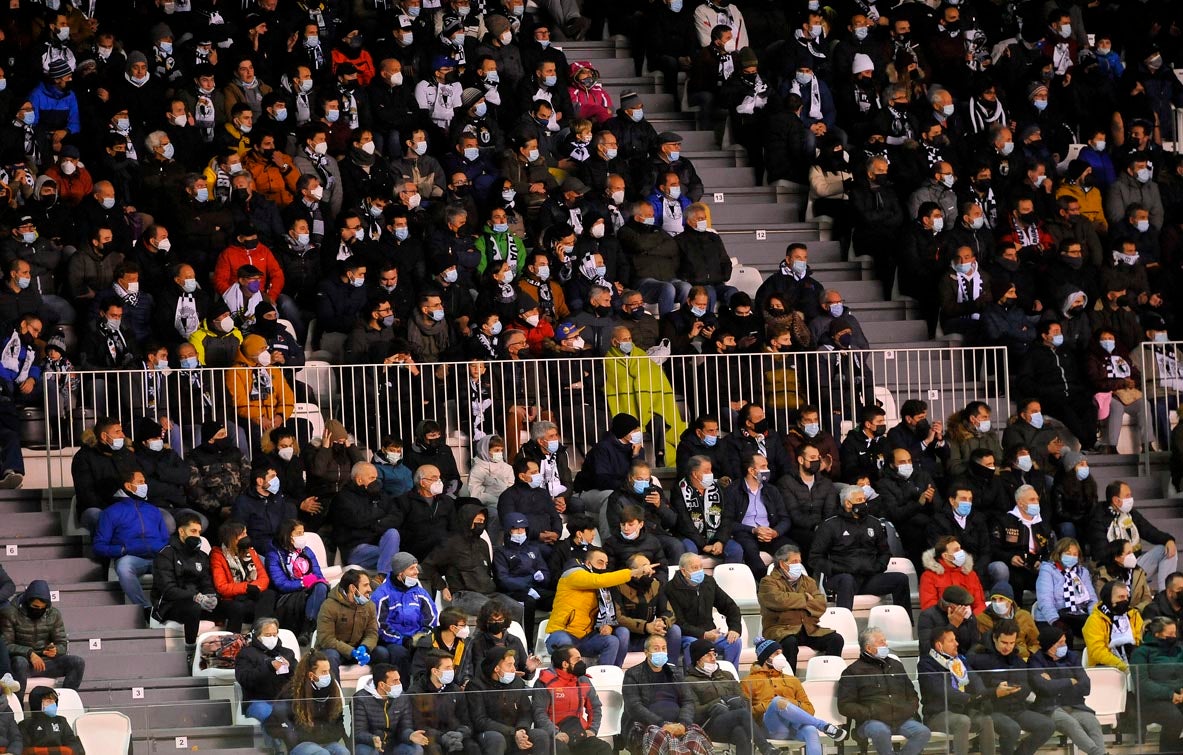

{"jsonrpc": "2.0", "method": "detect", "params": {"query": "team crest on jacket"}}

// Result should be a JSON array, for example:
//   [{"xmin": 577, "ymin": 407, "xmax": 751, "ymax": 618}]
[{"xmin": 866, "ymin": 527, "xmax": 875, "ymax": 537}]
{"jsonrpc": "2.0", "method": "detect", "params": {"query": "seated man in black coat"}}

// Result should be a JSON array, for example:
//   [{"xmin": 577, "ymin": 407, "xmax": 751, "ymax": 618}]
[
  {"xmin": 331, "ymin": 461, "xmax": 404, "ymax": 573},
  {"xmin": 809, "ymin": 486, "xmax": 910, "ymax": 613},
  {"xmin": 721, "ymin": 452, "xmax": 793, "ymax": 580}
]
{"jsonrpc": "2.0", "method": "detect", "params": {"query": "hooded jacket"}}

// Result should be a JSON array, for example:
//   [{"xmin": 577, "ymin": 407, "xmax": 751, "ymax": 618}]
[
  {"xmin": 226, "ymin": 350, "xmax": 295, "ymax": 424},
  {"xmin": 493, "ymin": 513, "xmax": 552, "ymax": 594},
  {"xmin": 404, "ymin": 427, "xmax": 462, "ymax": 493},
  {"xmin": 352, "ymin": 679, "xmax": 417, "ymax": 751},
  {"xmin": 372, "ymin": 575, "xmax": 438, "ymax": 646},
  {"xmin": 919, "ymin": 548, "xmax": 985, "ymax": 612},
  {"xmin": 0, "ymin": 692, "xmax": 19, "ymax": 753},
  {"xmin": 315, "ymin": 586, "xmax": 379, "ymax": 656},
  {"xmin": 186, "ymin": 439, "xmax": 251, "ymax": 515},
  {"xmin": 20, "ymin": 686, "xmax": 84, "ymax": 753},
  {"xmin": 92, "ymin": 492, "xmax": 171, "ymax": 560},
  {"xmin": 1, "ymin": 581, "xmax": 69, "ymax": 660},
  {"xmin": 462, "ymin": 436, "xmax": 514, "ymax": 505},
  {"xmin": 421, "ymin": 503, "xmax": 497, "ymax": 596}
]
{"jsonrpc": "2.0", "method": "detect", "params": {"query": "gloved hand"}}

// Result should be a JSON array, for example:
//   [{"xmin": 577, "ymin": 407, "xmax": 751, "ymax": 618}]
[
  {"xmin": 352, "ymin": 645, "xmax": 371, "ymax": 665},
  {"xmin": 246, "ymin": 585, "xmax": 262, "ymax": 599},
  {"xmin": 532, "ymin": 570, "xmax": 545, "ymax": 583},
  {"xmin": 439, "ymin": 731, "xmax": 465, "ymax": 752},
  {"xmin": 528, "ymin": 588, "xmax": 540, "ymax": 600},
  {"xmin": 198, "ymin": 594, "xmax": 218, "ymax": 611},
  {"xmin": 301, "ymin": 574, "xmax": 321, "ymax": 588}
]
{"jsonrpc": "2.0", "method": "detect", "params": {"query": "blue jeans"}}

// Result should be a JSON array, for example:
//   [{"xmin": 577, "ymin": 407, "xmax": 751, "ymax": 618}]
[
  {"xmin": 635, "ymin": 278, "xmax": 677, "ymax": 315},
  {"xmin": 290, "ymin": 743, "xmax": 350, "ymax": 755},
  {"xmin": 545, "ymin": 627, "xmax": 628, "ymax": 666},
  {"xmin": 680, "ymin": 634, "xmax": 740, "ymax": 667},
  {"xmin": 764, "ymin": 697, "xmax": 828, "ymax": 755},
  {"xmin": 348, "ymin": 529, "xmax": 402, "ymax": 573},
  {"xmin": 1138, "ymin": 543, "xmax": 1169, "ymax": 590},
  {"xmin": 858, "ymin": 719, "xmax": 931, "ymax": 755},
  {"xmin": 305, "ymin": 581, "xmax": 329, "ymax": 621},
  {"xmin": 722, "ymin": 540, "xmax": 743, "ymax": 564},
  {"xmin": 245, "ymin": 700, "xmax": 274, "ymax": 722},
  {"xmin": 115, "ymin": 554, "xmax": 153, "ymax": 608},
  {"xmin": 356, "ymin": 745, "xmax": 423, "ymax": 755},
  {"xmin": 1154, "ymin": 395, "xmax": 1180, "ymax": 447}
]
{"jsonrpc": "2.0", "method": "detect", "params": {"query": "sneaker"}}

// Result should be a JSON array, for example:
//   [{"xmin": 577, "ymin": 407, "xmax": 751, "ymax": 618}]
[
  {"xmin": 0, "ymin": 471, "xmax": 24, "ymax": 489},
  {"xmin": 0, "ymin": 673, "xmax": 18, "ymax": 695},
  {"xmin": 822, "ymin": 723, "xmax": 848, "ymax": 742}
]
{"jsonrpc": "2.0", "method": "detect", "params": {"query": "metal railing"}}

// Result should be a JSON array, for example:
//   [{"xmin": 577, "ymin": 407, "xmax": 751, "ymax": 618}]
[
  {"xmin": 1136, "ymin": 339, "xmax": 1183, "ymax": 471},
  {"xmin": 40, "ymin": 345, "xmax": 1008, "ymax": 489}
]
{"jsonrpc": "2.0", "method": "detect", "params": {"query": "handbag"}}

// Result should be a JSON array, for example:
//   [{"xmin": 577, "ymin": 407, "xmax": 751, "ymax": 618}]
[{"xmin": 1114, "ymin": 388, "xmax": 1143, "ymax": 405}]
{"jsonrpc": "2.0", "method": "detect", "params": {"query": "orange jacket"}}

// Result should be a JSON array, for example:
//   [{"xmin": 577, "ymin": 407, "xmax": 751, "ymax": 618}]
[
  {"xmin": 213, "ymin": 242, "xmax": 286, "ymax": 297},
  {"xmin": 226, "ymin": 351, "xmax": 295, "ymax": 424},
  {"xmin": 210, "ymin": 545, "xmax": 271, "ymax": 599},
  {"xmin": 246, "ymin": 150, "xmax": 299, "ymax": 207},
  {"xmin": 741, "ymin": 664, "xmax": 816, "ymax": 718},
  {"xmin": 45, "ymin": 164, "xmax": 93, "ymax": 206}
]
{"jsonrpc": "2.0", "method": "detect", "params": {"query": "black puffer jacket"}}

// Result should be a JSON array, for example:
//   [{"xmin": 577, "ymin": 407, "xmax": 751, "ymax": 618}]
[
  {"xmin": 809, "ymin": 508, "xmax": 890, "ymax": 580},
  {"xmin": 777, "ymin": 470, "xmax": 840, "ymax": 548},
  {"xmin": 331, "ymin": 481, "xmax": 405, "ymax": 560},
  {"xmin": 235, "ymin": 636, "xmax": 298, "ymax": 710},
  {"xmin": 675, "ymin": 227, "xmax": 732, "ymax": 285},
  {"xmin": 874, "ymin": 464, "xmax": 937, "ymax": 524},
  {"xmin": 836, "ymin": 652, "xmax": 920, "ymax": 729},
  {"xmin": 70, "ymin": 439, "xmax": 143, "ymax": 511},
  {"xmin": 137, "ymin": 446, "xmax": 190, "ymax": 508},
  {"xmin": 152, "ymin": 534, "xmax": 215, "ymax": 610}
]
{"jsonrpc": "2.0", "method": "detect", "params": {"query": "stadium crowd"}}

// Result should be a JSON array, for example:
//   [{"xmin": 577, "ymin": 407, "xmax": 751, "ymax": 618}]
[{"xmin": 0, "ymin": 0, "xmax": 1178, "ymax": 753}]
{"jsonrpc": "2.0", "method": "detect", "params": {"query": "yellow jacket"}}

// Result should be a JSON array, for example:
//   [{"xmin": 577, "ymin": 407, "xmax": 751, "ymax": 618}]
[
  {"xmin": 741, "ymin": 665, "xmax": 815, "ymax": 718},
  {"xmin": 226, "ymin": 350, "xmax": 295, "ymax": 425},
  {"xmin": 545, "ymin": 566, "xmax": 632, "ymax": 639},
  {"xmin": 1083, "ymin": 606, "xmax": 1143, "ymax": 672},
  {"xmin": 1055, "ymin": 181, "xmax": 1107, "ymax": 233}
]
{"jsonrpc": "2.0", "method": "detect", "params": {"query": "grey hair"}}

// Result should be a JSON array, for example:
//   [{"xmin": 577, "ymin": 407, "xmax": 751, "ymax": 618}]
[
  {"xmin": 840, "ymin": 485, "xmax": 863, "ymax": 504},
  {"xmin": 685, "ymin": 455, "xmax": 712, "ymax": 475},
  {"xmin": 145, "ymin": 130, "xmax": 169, "ymax": 153},
  {"xmin": 927, "ymin": 86, "xmax": 950, "ymax": 106},
  {"xmin": 252, "ymin": 617, "xmax": 279, "ymax": 635},
  {"xmin": 678, "ymin": 552, "xmax": 699, "ymax": 570},
  {"xmin": 775, "ymin": 543, "xmax": 801, "ymax": 562},
  {"xmin": 351, "ymin": 461, "xmax": 376, "ymax": 479},
  {"xmin": 444, "ymin": 203, "xmax": 468, "ymax": 226},
  {"xmin": 1147, "ymin": 616, "xmax": 1177, "ymax": 637},
  {"xmin": 412, "ymin": 464, "xmax": 439, "ymax": 485},
  {"xmin": 530, "ymin": 420, "xmax": 557, "ymax": 441},
  {"xmin": 644, "ymin": 634, "xmax": 668, "ymax": 652},
  {"xmin": 1014, "ymin": 484, "xmax": 1037, "ymax": 503},
  {"xmin": 860, "ymin": 626, "xmax": 885, "ymax": 650},
  {"xmin": 589, "ymin": 284, "xmax": 612, "ymax": 299}
]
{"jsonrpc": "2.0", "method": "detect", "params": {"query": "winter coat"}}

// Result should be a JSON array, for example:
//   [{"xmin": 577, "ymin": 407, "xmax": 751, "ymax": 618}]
[
  {"xmin": 777, "ymin": 471, "xmax": 839, "ymax": 548},
  {"xmin": 372, "ymin": 578, "xmax": 437, "ymax": 645},
  {"xmin": 1141, "ymin": 590, "xmax": 1183, "ymax": 623},
  {"xmin": 70, "ymin": 439, "xmax": 143, "ymax": 511},
  {"xmin": 836, "ymin": 652, "xmax": 921, "ymax": 728},
  {"xmin": 741, "ymin": 663, "xmax": 815, "ymax": 718},
  {"xmin": 406, "ymin": 673, "xmax": 472, "ymax": 741},
  {"xmin": 304, "ymin": 439, "xmax": 365, "ymax": 500},
  {"xmin": 232, "ymin": 489, "xmax": 297, "ymax": 557},
  {"xmin": 186, "ymin": 442, "xmax": 251, "ymax": 515},
  {"xmin": 1027, "ymin": 647, "xmax": 1092, "ymax": 712},
  {"xmin": 930, "ymin": 506, "xmax": 994, "ymax": 578},
  {"xmin": 352, "ymin": 681, "xmax": 416, "ymax": 750},
  {"xmin": 19, "ymin": 709, "xmax": 83, "ymax": 754},
  {"xmin": 916, "ymin": 604, "xmax": 981, "ymax": 655},
  {"xmin": 917, "ymin": 652, "xmax": 989, "ymax": 719},
  {"xmin": 809, "ymin": 508, "xmax": 891, "ymax": 580},
  {"xmin": 720, "ymin": 479, "xmax": 791, "ymax": 544},
  {"xmin": 602, "ymin": 529, "xmax": 664, "ymax": 571},
  {"xmin": 373, "ymin": 453, "xmax": 413, "ymax": 499},
  {"xmin": 618, "ymin": 220, "xmax": 680, "ymax": 282},
  {"xmin": 462, "ymin": 457, "xmax": 513, "ymax": 506},
  {"xmin": 666, "ymin": 570, "xmax": 741, "ymax": 639},
  {"xmin": 685, "ymin": 665, "xmax": 748, "ymax": 723},
  {"xmin": 497, "ymin": 483, "xmax": 561, "ymax": 541},
  {"xmin": 536, "ymin": 668, "xmax": 602, "ymax": 735},
  {"xmin": 235, "ymin": 636, "xmax": 297, "ymax": 708},
  {"xmin": 467, "ymin": 673, "xmax": 546, "ymax": 737},
  {"xmin": 605, "ymin": 484, "xmax": 680, "ymax": 536},
  {"xmin": 674, "ymin": 429, "xmax": 727, "ymax": 479},
  {"xmin": 574, "ymin": 432, "xmax": 639, "ymax": 493},
  {"xmin": 1082, "ymin": 604, "xmax": 1143, "ymax": 672},
  {"xmin": 757, "ymin": 566, "xmax": 831, "ymax": 643},
  {"xmin": 1087, "ymin": 504, "xmax": 1174, "ymax": 563},
  {"xmin": 964, "ymin": 646, "xmax": 1035, "ymax": 713},
  {"xmin": 1033, "ymin": 561, "xmax": 1097, "ymax": 624},
  {"xmin": 226, "ymin": 351, "xmax": 295, "ymax": 425},
  {"xmin": 152, "ymin": 535, "xmax": 215, "ymax": 610},
  {"xmin": 0, "ymin": 695, "xmax": 19, "ymax": 753},
  {"xmin": 493, "ymin": 534, "xmax": 551, "ymax": 594},
  {"xmin": 1105, "ymin": 172, "xmax": 1164, "ymax": 230},
  {"xmin": 783, "ymin": 427, "xmax": 842, "ymax": 481},
  {"xmin": 397, "ymin": 491, "xmax": 459, "ymax": 561},
  {"xmin": 421, "ymin": 504, "xmax": 496, "ymax": 596},
  {"xmin": 315, "ymin": 587, "xmax": 379, "ymax": 655},
  {"xmin": 613, "ymin": 577, "xmax": 676, "ymax": 637},
  {"xmin": 622, "ymin": 661, "xmax": 692, "ymax": 732},
  {"xmin": 137, "ymin": 447, "xmax": 190, "ymax": 508},
  {"xmin": 210, "ymin": 545, "xmax": 270, "ymax": 599},
  {"xmin": 331, "ymin": 482, "xmax": 404, "ymax": 561},
  {"xmin": 919, "ymin": 549, "xmax": 986, "ymax": 613},
  {"xmin": 92, "ymin": 494, "xmax": 170, "ymax": 560},
  {"xmin": 990, "ymin": 510, "xmax": 1056, "ymax": 573},
  {"xmin": 265, "ymin": 547, "xmax": 326, "ymax": 594},
  {"xmin": 975, "ymin": 600, "xmax": 1041, "ymax": 660},
  {"xmin": 1129, "ymin": 634, "xmax": 1183, "ymax": 704},
  {"xmin": 838, "ymin": 429, "xmax": 888, "ymax": 483},
  {"xmin": 546, "ymin": 565, "xmax": 632, "ymax": 640},
  {"xmin": 0, "ymin": 581, "xmax": 69, "ymax": 659},
  {"xmin": 874, "ymin": 464, "xmax": 937, "ymax": 527},
  {"xmin": 675, "ymin": 228, "xmax": 732, "ymax": 285}
]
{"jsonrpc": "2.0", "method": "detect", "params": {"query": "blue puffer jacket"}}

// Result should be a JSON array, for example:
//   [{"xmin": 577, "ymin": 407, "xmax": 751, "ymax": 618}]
[
  {"xmin": 373, "ymin": 451, "xmax": 413, "ymax": 497},
  {"xmin": 265, "ymin": 547, "xmax": 325, "ymax": 593},
  {"xmin": 371, "ymin": 577, "xmax": 438, "ymax": 644},
  {"xmin": 92, "ymin": 494, "xmax": 170, "ymax": 559}
]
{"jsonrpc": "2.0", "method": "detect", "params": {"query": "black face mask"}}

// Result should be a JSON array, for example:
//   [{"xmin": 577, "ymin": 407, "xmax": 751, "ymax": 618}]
[
  {"xmin": 1116, "ymin": 294, "xmax": 1133, "ymax": 307},
  {"xmin": 1062, "ymin": 255, "xmax": 1083, "ymax": 270},
  {"xmin": 632, "ymin": 575, "xmax": 654, "ymax": 589},
  {"xmin": 996, "ymin": 257, "xmax": 1019, "ymax": 272},
  {"xmin": 471, "ymin": 521, "xmax": 486, "ymax": 535},
  {"xmin": 1019, "ymin": 212, "xmax": 1037, "ymax": 224},
  {"xmin": 971, "ymin": 463, "xmax": 995, "ymax": 479},
  {"xmin": 486, "ymin": 620, "xmax": 507, "ymax": 634},
  {"xmin": 872, "ymin": 425, "xmax": 887, "ymax": 438},
  {"xmin": 751, "ymin": 419, "xmax": 769, "ymax": 434},
  {"xmin": 424, "ymin": 437, "xmax": 442, "ymax": 450},
  {"xmin": 365, "ymin": 480, "xmax": 381, "ymax": 495},
  {"xmin": 238, "ymin": 536, "xmax": 253, "ymax": 553},
  {"xmin": 231, "ymin": 188, "xmax": 249, "ymax": 204},
  {"xmin": 849, "ymin": 503, "xmax": 867, "ymax": 518},
  {"xmin": 592, "ymin": 304, "xmax": 612, "ymax": 317},
  {"xmin": 184, "ymin": 535, "xmax": 203, "ymax": 552},
  {"xmin": 1110, "ymin": 600, "xmax": 1130, "ymax": 616},
  {"xmin": 24, "ymin": 604, "xmax": 47, "ymax": 620},
  {"xmin": 216, "ymin": 437, "xmax": 237, "ymax": 452},
  {"xmin": 914, "ymin": 419, "xmax": 931, "ymax": 437},
  {"xmin": 569, "ymin": 661, "xmax": 588, "ymax": 677},
  {"xmin": 804, "ymin": 460, "xmax": 821, "ymax": 475}
]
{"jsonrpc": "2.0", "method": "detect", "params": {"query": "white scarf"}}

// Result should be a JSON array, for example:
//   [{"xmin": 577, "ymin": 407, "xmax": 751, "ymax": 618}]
[{"xmin": 790, "ymin": 78, "xmax": 822, "ymax": 120}]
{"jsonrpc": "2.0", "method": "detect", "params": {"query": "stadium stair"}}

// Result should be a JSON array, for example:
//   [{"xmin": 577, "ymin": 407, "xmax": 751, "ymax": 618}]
[{"xmin": 4, "ymin": 34, "xmax": 1177, "ymax": 755}]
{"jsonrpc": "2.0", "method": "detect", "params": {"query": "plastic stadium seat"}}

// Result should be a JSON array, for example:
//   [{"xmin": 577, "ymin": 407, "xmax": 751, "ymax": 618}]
[
  {"xmin": 1084, "ymin": 666, "xmax": 1127, "ymax": 728},
  {"xmin": 535, "ymin": 623, "xmax": 550, "ymax": 660},
  {"xmin": 508, "ymin": 621, "xmax": 530, "ymax": 657},
  {"xmin": 586, "ymin": 665, "xmax": 625, "ymax": 738},
  {"xmin": 712, "ymin": 563, "xmax": 759, "ymax": 613},
  {"xmin": 305, "ymin": 531, "xmax": 341, "ymax": 581},
  {"xmin": 192, "ymin": 630, "xmax": 237, "ymax": 679},
  {"xmin": 4, "ymin": 692, "xmax": 21, "ymax": 722},
  {"xmin": 804, "ymin": 655, "xmax": 848, "ymax": 682},
  {"xmin": 801, "ymin": 679, "xmax": 844, "ymax": 726},
  {"xmin": 888, "ymin": 557, "xmax": 920, "ymax": 604},
  {"xmin": 818, "ymin": 607, "xmax": 860, "ymax": 659},
  {"xmin": 868, "ymin": 605, "xmax": 918, "ymax": 655},
  {"xmin": 292, "ymin": 402, "xmax": 326, "ymax": 445},
  {"xmin": 718, "ymin": 660, "xmax": 740, "ymax": 681},
  {"xmin": 53, "ymin": 688, "xmax": 84, "ymax": 727},
  {"xmin": 75, "ymin": 711, "xmax": 132, "ymax": 754},
  {"xmin": 726, "ymin": 256, "xmax": 763, "ymax": 299},
  {"xmin": 278, "ymin": 629, "xmax": 301, "ymax": 661}
]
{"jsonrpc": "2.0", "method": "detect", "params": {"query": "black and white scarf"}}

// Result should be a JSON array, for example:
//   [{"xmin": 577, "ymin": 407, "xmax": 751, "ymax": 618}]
[
  {"xmin": 679, "ymin": 479, "xmax": 722, "ymax": 540},
  {"xmin": 1061, "ymin": 563, "xmax": 1089, "ymax": 612},
  {"xmin": 99, "ymin": 321, "xmax": 129, "ymax": 364},
  {"xmin": 487, "ymin": 231, "xmax": 522, "ymax": 271},
  {"xmin": 534, "ymin": 279, "xmax": 555, "ymax": 316},
  {"xmin": 968, "ymin": 96, "xmax": 1006, "ymax": 134},
  {"xmin": 587, "ymin": 564, "xmax": 618, "ymax": 629}
]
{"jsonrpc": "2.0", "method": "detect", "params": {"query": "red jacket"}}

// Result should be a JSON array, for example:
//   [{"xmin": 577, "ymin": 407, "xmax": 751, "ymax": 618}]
[
  {"xmin": 919, "ymin": 547, "xmax": 986, "ymax": 613},
  {"xmin": 213, "ymin": 242, "xmax": 286, "ymax": 297},
  {"xmin": 514, "ymin": 317, "xmax": 556, "ymax": 357},
  {"xmin": 210, "ymin": 545, "xmax": 271, "ymax": 599},
  {"xmin": 537, "ymin": 668, "xmax": 598, "ymax": 732}
]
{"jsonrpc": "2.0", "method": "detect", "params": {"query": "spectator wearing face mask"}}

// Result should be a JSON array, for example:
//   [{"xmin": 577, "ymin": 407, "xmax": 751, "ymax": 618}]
[
  {"xmin": 576, "ymin": 413, "xmax": 645, "ymax": 507},
  {"xmin": 1088, "ymin": 480, "xmax": 1177, "ymax": 591},
  {"xmin": 275, "ymin": 651, "xmax": 350, "ymax": 754},
  {"xmin": 234, "ymin": 617, "xmax": 297, "ymax": 735},
  {"xmin": 920, "ymin": 536, "xmax": 985, "ymax": 614},
  {"xmin": 227, "ymin": 334, "xmax": 296, "ymax": 455},
  {"xmin": 1092, "ymin": 538, "xmax": 1152, "ymax": 615},
  {"xmin": 19, "ymin": 686, "xmax": 86, "ymax": 754},
  {"xmin": 494, "ymin": 513, "xmax": 554, "ymax": 635},
  {"xmin": 1106, "ymin": 157, "xmax": 1164, "ymax": 231},
  {"xmin": 189, "ymin": 300, "xmax": 244, "ymax": 367},
  {"xmin": 1033, "ymin": 538, "xmax": 1094, "ymax": 646},
  {"xmin": 1083, "ymin": 579, "xmax": 1143, "ymax": 672},
  {"xmin": 210, "ymin": 520, "xmax": 276, "ymax": 624},
  {"xmin": 331, "ymin": 461, "xmax": 404, "ymax": 571},
  {"xmin": 975, "ymin": 585, "xmax": 1041, "ymax": 660},
  {"xmin": 810, "ymin": 485, "xmax": 910, "ymax": 613}
]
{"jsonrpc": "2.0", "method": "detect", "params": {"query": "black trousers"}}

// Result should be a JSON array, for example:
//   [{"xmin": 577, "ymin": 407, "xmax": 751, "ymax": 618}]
[
  {"xmin": 160, "ymin": 596, "xmax": 247, "ymax": 644},
  {"xmin": 779, "ymin": 627, "xmax": 845, "ymax": 675}
]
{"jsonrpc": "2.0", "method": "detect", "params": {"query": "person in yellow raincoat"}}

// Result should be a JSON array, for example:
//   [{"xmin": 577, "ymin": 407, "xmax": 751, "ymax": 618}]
[
  {"xmin": 603, "ymin": 325, "xmax": 686, "ymax": 465},
  {"xmin": 226, "ymin": 334, "xmax": 295, "ymax": 454}
]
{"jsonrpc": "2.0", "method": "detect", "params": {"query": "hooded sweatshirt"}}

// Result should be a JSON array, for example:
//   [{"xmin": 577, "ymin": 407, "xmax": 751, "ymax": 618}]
[
  {"xmin": 2, "ymin": 580, "xmax": 68, "ymax": 659},
  {"xmin": 20, "ymin": 686, "xmax": 84, "ymax": 753}
]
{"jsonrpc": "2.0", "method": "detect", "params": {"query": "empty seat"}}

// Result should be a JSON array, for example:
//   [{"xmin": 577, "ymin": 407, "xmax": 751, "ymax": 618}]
[
  {"xmin": 585, "ymin": 665, "xmax": 625, "ymax": 738},
  {"xmin": 804, "ymin": 655, "xmax": 848, "ymax": 682},
  {"xmin": 75, "ymin": 711, "xmax": 132, "ymax": 754},
  {"xmin": 712, "ymin": 563, "xmax": 759, "ymax": 614},
  {"xmin": 868, "ymin": 605, "xmax": 918, "ymax": 655},
  {"xmin": 817, "ymin": 607, "xmax": 860, "ymax": 659}
]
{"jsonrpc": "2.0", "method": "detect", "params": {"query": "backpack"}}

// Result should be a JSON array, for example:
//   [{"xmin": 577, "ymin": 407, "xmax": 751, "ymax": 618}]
[{"xmin": 200, "ymin": 633, "xmax": 250, "ymax": 669}]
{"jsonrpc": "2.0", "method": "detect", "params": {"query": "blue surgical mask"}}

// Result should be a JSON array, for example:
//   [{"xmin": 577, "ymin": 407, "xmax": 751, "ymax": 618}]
[
  {"xmin": 195, "ymin": 188, "xmax": 209, "ymax": 203},
  {"xmin": 875, "ymin": 646, "xmax": 890, "ymax": 659},
  {"xmin": 431, "ymin": 309, "xmax": 446, "ymax": 321},
  {"xmin": 510, "ymin": 532, "xmax": 527, "ymax": 544},
  {"xmin": 1054, "ymin": 644, "xmax": 1068, "ymax": 659},
  {"xmin": 1028, "ymin": 411, "xmax": 1044, "ymax": 429},
  {"xmin": 21, "ymin": 111, "xmax": 35, "ymax": 126},
  {"xmin": 1061, "ymin": 554, "xmax": 1078, "ymax": 568},
  {"xmin": 803, "ymin": 422, "xmax": 819, "ymax": 437},
  {"xmin": 1033, "ymin": 99, "xmax": 1048, "ymax": 111},
  {"xmin": 854, "ymin": 26, "xmax": 868, "ymax": 40},
  {"xmin": 474, "ymin": 102, "xmax": 487, "ymax": 117},
  {"xmin": 547, "ymin": 439, "xmax": 560, "ymax": 454},
  {"xmin": 670, "ymin": 0, "xmax": 683, "ymax": 10},
  {"xmin": 1136, "ymin": 219, "xmax": 1150, "ymax": 233},
  {"xmin": 629, "ymin": 108, "xmax": 644, "ymax": 122},
  {"xmin": 791, "ymin": 260, "xmax": 808, "ymax": 276},
  {"xmin": 619, "ymin": 341, "xmax": 633, "ymax": 354},
  {"xmin": 896, "ymin": 463, "xmax": 913, "ymax": 479},
  {"xmin": 951, "ymin": 550, "xmax": 967, "ymax": 566},
  {"xmin": 464, "ymin": 147, "xmax": 480, "ymax": 161},
  {"xmin": 21, "ymin": 231, "xmax": 37, "ymax": 244},
  {"xmin": 1100, "ymin": 339, "xmax": 1115, "ymax": 353},
  {"xmin": 1051, "ymin": 334, "xmax": 1064, "ymax": 347},
  {"xmin": 529, "ymin": 472, "xmax": 544, "ymax": 488},
  {"xmin": 787, "ymin": 563, "xmax": 806, "ymax": 580},
  {"xmin": 43, "ymin": 704, "xmax": 58, "ymax": 717},
  {"xmin": 1015, "ymin": 455, "xmax": 1032, "ymax": 472},
  {"xmin": 313, "ymin": 673, "xmax": 332, "ymax": 689},
  {"xmin": 1027, "ymin": 503, "xmax": 1041, "ymax": 517},
  {"xmin": 668, "ymin": 150, "xmax": 680, "ymax": 162},
  {"xmin": 394, "ymin": 227, "xmax": 410, "ymax": 241},
  {"xmin": 620, "ymin": 528, "xmax": 638, "ymax": 540},
  {"xmin": 443, "ymin": 269, "xmax": 459, "ymax": 283},
  {"xmin": 499, "ymin": 671, "xmax": 516, "ymax": 684},
  {"xmin": 354, "ymin": 593, "xmax": 369, "ymax": 605},
  {"xmin": 543, "ymin": 74, "xmax": 557, "ymax": 87},
  {"xmin": 703, "ymin": 434, "xmax": 717, "ymax": 447},
  {"xmin": 267, "ymin": 477, "xmax": 281, "ymax": 494},
  {"xmin": 828, "ymin": 303, "xmax": 844, "ymax": 317},
  {"xmin": 181, "ymin": 357, "xmax": 199, "ymax": 369},
  {"xmin": 955, "ymin": 501, "xmax": 972, "ymax": 517},
  {"xmin": 649, "ymin": 652, "xmax": 668, "ymax": 667},
  {"xmin": 493, "ymin": 222, "xmax": 509, "ymax": 233},
  {"xmin": 633, "ymin": 480, "xmax": 647, "ymax": 495},
  {"xmin": 688, "ymin": 569, "xmax": 705, "ymax": 585},
  {"xmin": 690, "ymin": 305, "xmax": 707, "ymax": 317},
  {"xmin": 1076, "ymin": 465, "xmax": 1090, "ymax": 481},
  {"xmin": 954, "ymin": 262, "xmax": 973, "ymax": 275},
  {"xmin": 134, "ymin": 483, "xmax": 148, "ymax": 498}
]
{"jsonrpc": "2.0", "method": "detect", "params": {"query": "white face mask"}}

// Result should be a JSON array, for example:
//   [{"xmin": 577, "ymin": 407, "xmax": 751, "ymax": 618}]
[
  {"xmin": 259, "ymin": 635, "xmax": 279, "ymax": 650},
  {"xmin": 771, "ymin": 654, "xmax": 791, "ymax": 673},
  {"xmin": 278, "ymin": 447, "xmax": 295, "ymax": 461}
]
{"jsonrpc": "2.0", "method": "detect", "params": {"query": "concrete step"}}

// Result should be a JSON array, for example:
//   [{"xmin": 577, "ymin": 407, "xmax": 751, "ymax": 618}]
[
  {"xmin": 1087, "ymin": 474, "xmax": 1162, "ymax": 500},
  {"xmin": 668, "ymin": 130, "xmax": 724, "ymax": 152},
  {"xmin": 709, "ymin": 201, "xmax": 804, "ymax": 225},
  {"xmin": 0, "ymin": 535, "xmax": 85, "ymax": 561},
  {"xmin": 603, "ymin": 88, "xmax": 674, "ymax": 114},
  {"xmin": 5, "ymin": 557, "xmax": 103, "ymax": 584},
  {"xmin": 648, "ymin": 114, "xmax": 698, "ymax": 131},
  {"xmin": 82, "ymin": 651, "xmax": 189, "ymax": 681},
  {"xmin": 836, "ymin": 301, "xmax": 910, "ymax": 322},
  {"xmin": 601, "ymin": 75, "xmax": 657, "ymax": 95},
  {"xmin": 132, "ymin": 724, "xmax": 254, "ymax": 754},
  {"xmin": 1, "ymin": 511, "xmax": 61, "ymax": 537},
  {"xmin": 71, "ymin": 629, "xmax": 168, "ymax": 656},
  {"xmin": 79, "ymin": 677, "xmax": 214, "ymax": 703},
  {"xmin": 580, "ymin": 57, "xmax": 636, "ymax": 78},
  {"xmin": 700, "ymin": 166, "xmax": 764, "ymax": 188},
  {"xmin": 59, "ymin": 603, "xmax": 145, "ymax": 632},
  {"xmin": 681, "ymin": 150, "xmax": 744, "ymax": 169},
  {"xmin": 559, "ymin": 40, "xmax": 628, "ymax": 59},
  {"xmin": 726, "ymin": 238, "xmax": 840, "ymax": 264},
  {"xmin": 0, "ymin": 497, "xmax": 44, "ymax": 513},
  {"xmin": 53, "ymin": 581, "xmax": 126, "ymax": 607},
  {"xmin": 861, "ymin": 320, "xmax": 931, "ymax": 343}
]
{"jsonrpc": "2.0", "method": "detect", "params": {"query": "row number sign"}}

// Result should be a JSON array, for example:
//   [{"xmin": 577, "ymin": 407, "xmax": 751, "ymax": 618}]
[
  {"xmin": 755, "ymin": 230, "xmax": 767, "ymax": 240},
  {"xmin": 713, "ymin": 192, "xmax": 725, "ymax": 203}
]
